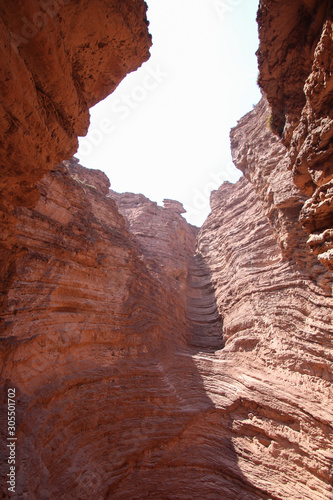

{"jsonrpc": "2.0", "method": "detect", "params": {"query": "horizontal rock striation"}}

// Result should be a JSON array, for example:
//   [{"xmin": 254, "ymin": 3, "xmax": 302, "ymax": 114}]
[
  {"xmin": 1, "ymin": 0, "xmax": 333, "ymax": 498},
  {"xmin": 0, "ymin": 160, "xmax": 200, "ymax": 498},
  {"xmin": 196, "ymin": 177, "xmax": 333, "ymax": 500},
  {"xmin": 1, "ymin": 157, "xmax": 332, "ymax": 500},
  {"xmin": 186, "ymin": 253, "xmax": 224, "ymax": 351},
  {"xmin": 230, "ymin": 98, "xmax": 331, "ymax": 290},
  {"xmin": 257, "ymin": 0, "xmax": 333, "ymax": 271},
  {"xmin": 109, "ymin": 191, "xmax": 224, "ymax": 351},
  {"xmin": 109, "ymin": 190, "xmax": 198, "ymax": 290},
  {"xmin": 0, "ymin": 0, "xmax": 152, "ymax": 397}
]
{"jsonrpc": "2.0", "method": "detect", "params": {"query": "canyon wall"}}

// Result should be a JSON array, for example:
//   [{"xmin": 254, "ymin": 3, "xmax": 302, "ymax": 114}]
[
  {"xmin": 196, "ymin": 175, "xmax": 333, "ymax": 500},
  {"xmin": 0, "ymin": 0, "xmax": 151, "ymax": 207},
  {"xmin": 1, "ymin": 159, "xmax": 215, "ymax": 498},
  {"xmin": 1, "ymin": 0, "xmax": 333, "ymax": 499},
  {"xmin": 257, "ymin": 0, "xmax": 333, "ymax": 271},
  {"xmin": 0, "ymin": 0, "xmax": 151, "ymax": 358},
  {"xmin": 1, "ymin": 153, "xmax": 332, "ymax": 499}
]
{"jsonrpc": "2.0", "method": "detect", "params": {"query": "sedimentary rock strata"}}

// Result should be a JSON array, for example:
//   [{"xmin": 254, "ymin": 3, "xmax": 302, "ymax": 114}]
[
  {"xmin": 257, "ymin": 0, "xmax": 333, "ymax": 270},
  {"xmin": 1, "ymin": 0, "xmax": 333, "ymax": 499},
  {"xmin": 1, "ymin": 157, "xmax": 332, "ymax": 499},
  {"xmin": 230, "ymin": 98, "xmax": 331, "ymax": 290},
  {"xmin": 0, "ymin": 0, "xmax": 151, "ymax": 381},
  {"xmin": 195, "ymin": 176, "xmax": 333, "ymax": 500},
  {"xmin": 0, "ymin": 159, "xmax": 226, "ymax": 498}
]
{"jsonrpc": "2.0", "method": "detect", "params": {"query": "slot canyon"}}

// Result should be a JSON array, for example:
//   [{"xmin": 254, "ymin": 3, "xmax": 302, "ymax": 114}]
[{"xmin": 0, "ymin": 1, "xmax": 332, "ymax": 499}]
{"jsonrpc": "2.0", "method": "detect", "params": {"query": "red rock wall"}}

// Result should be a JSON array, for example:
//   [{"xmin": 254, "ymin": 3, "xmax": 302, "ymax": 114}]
[
  {"xmin": 0, "ymin": 160, "xmax": 244, "ymax": 499},
  {"xmin": 0, "ymin": 0, "xmax": 151, "ymax": 207},
  {"xmin": 196, "ymin": 178, "xmax": 333, "ymax": 500},
  {"xmin": 230, "ymin": 98, "xmax": 331, "ymax": 290},
  {"xmin": 257, "ymin": 0, "xmax": 333, "ymax": 271},
  {"xmin": 0, "ymin": 0, "xmax": 151, "ymax": 373},
  {"xmin": 1, "ymin": 0, "xmax": 333, "ymax": 498},
  {"xmin": 1, "ymin": 157, "xmax": 332, "ymax": 499},
  {"xmin": 0, "ymin": 159, "xmax": 194, "ymax": 498}
]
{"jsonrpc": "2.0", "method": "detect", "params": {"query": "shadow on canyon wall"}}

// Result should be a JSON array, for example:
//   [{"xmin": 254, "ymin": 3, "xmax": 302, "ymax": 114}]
[{"xmin": 0, "ymin": 165, "xmax": 270, "ymax": 500}]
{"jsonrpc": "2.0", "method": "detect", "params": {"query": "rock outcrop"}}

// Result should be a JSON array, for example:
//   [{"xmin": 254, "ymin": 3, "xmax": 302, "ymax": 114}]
[
  {"xmin": 0, "ymin": 0, "xmax": 151, "ymax": 378},
  {"xmin": 1, "ymin": 155, "xmax": 332, "ymax": 499},
  {"xmin": 196, "ymin": 176, "xmax": 333, "ymax": 500},
  {"xmin": 0, "ymin": 0, "xmax": 151, "ymax": 207},
  {"xmin": 257, "ymin": 0, "xmax": 333, "ymax": 271},
  {"xmin": 230, "ymin": 97, "xmax": 331, "ymax": 290},
  {"xmin": 0, "ymin": 159, "xmax": 233, "ymax": 499},
  {"xmin": 1, "ymin": 0, "xmax": 333, "ymax": 499}
]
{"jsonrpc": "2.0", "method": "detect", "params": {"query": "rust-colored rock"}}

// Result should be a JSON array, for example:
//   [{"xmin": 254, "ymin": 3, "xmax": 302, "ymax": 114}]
[
  {"xmin": 1, "ymin": 158, "xmax": 332, "ymax": 499},
  {"xmin": 0, "ymin": 0, "xmax": 151, "ymax": 369},
  {"xmin": 230, "ymin": 97, "xmax": 331, "ymax": 289},
  {"xmin": 257, "ymin": 0, "xmax": 333, "ymax": 271},
  {"xmin": 0, "ymin": 160, "xmax": 232, "ymax": 498},
  {"xmin": 196, "ymin": 176, "xmax": 333, "ymax": 500},
  {"xmin": 0, "ymin": 0, "xmax": 151, "ymax": 207},
  {"xmin": 1, "ymin": 0, "xmax": 333, "ymax": 498}
]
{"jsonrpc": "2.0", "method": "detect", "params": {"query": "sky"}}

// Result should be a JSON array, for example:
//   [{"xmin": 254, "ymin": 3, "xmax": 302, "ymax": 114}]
[{"xmin": 77, "ymin": 0, "xmax": 261, "ymax": 227}]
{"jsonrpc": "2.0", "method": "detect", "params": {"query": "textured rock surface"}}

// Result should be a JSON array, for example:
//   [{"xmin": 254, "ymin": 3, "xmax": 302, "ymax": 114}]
[
  {"xmin": 257, "ymin": 0, "xmax": 333, "ymax": 270},
  {"xmin": 230, "ymin": 98, "xmax": 331, "ymax": 290},
  {"xmin": 196, "ymin": 177, "xmax": 333, "ymax": 500},
  {"xmin": 0, "ymin": 0, "xmax": 151, "ymax": 207},
  {"xmin": 1, "ymin": 158, "xmax": 332, "ymax": 499},
  {"xmin": 0, "ymin": 160, "xmax": 250, "ymax": 499},
  {"xmin": 1, "ymin": 0, "xmax": 333, "ymax": 498},
  {"xmin": 0, "ymin": 0, "xmax": 151, "ymax": 388},
  {"xmin": 0, "ymin": 159, "xmax": 196, "ymax": 498},
  {"xmin": 109, "ymin": 191, "xmax": 223, "ymax": 351}
]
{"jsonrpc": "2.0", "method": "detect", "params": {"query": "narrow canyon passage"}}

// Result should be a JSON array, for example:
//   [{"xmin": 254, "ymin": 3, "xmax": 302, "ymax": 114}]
[
  {"xmin": 1, "ymin": 0, "xmax": 333, "ymax": 498},
  {"xmin": 186, "ymin": 253, "xmax": 224, "ymax": 351}
]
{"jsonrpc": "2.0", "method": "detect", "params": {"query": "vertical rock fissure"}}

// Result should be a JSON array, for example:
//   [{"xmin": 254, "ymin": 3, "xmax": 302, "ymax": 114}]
[{"xmin": 186, "ymin": 252, "xmax": 224, "ymax": 351}]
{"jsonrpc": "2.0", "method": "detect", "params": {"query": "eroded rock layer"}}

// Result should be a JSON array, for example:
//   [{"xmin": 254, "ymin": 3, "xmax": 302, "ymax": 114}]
[
  {"xmin": 1, "ymin": 157, "xmax": 332, "ymax": 499},
  {"xmin": 257, "ymin": 0, "xmax": 333, "ymax": 270},
  {"xmin": 196, "ymin": 177, "xmax": 333, "ymax": 500},
  {"xmin": 0, "ymin": 159, "xmax": 201, "ymax": 498},
  {"xmin": 0, "ymin": 0, "xmax": 151, "ymax": 382},
  {"xmin": 1, "ymin": 0, "xmax": 333, "ymax": 498},
  {"xmin": 230, "ymin": 98, "xmax": 331, "ymax": 290},
  {"xmin": 0, "ymin": 0, "xmax": 151, "ymax": 207}
]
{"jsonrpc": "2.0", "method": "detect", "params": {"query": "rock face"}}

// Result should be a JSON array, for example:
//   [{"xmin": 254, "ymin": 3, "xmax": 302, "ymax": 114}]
[
  {"xmin": 0, "ymin": 0, "xmax": 151, "ymax": 207},
  {"xmin": 0, "ymin": 159, "xmax": 230, "ymax": 499},
  {"xmin": 230, "ymin": 97, "xmax": 331, "ymax": 290},
  {"xmin": 0, "ymin": 0, "xmax": 151, "ymax": 381},
  {"xmin": 257, "ymin": 0, "xmax": 333, "ymax": 271},
  {"xmin": 1, "ymin": 1, "xmax": 333, "ymax": 499},
  {"xmin": 197, "ymin": 178, "xmax": 333, "ymax": 500},
  {"xmin": 1, "ymin": 156, "xmax": 332, "ymax": 499}
]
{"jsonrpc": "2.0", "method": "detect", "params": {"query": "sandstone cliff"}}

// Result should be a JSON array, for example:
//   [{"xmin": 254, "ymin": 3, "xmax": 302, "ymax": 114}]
[
  {"xmin": 0, "ymin": 0, "xmax": 151, "ymax": 372},
  {"xmin": 0, "ymin": 0, "xmax": 151, "ymax": 207},
  {"xmin": 1, "ymin": 159, "xmax": 215, "ymax": 498},
  {"xmin": 257, "ymin": 0, "xmax": 333, "ymax": 271},
  {"xmin": 1, "ymin": 156, "xmax": 332, "ymax": 499},
  {"xmin": 1, "ymin": 1, "xmax": 333, "ymax": 499},
  {"xmin": 196, "ymin": 177, "xmax": 333, "ymax": 500}
]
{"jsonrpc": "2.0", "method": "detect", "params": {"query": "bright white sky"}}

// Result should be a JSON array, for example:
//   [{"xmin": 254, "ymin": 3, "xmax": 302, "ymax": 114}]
[{"xmin": 78, "ymin": 0, "xmax": 261, "ymax": 227}]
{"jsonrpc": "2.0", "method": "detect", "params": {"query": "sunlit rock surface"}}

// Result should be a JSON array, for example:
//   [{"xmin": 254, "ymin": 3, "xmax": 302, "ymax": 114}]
[
  {"xmin": 230, "ymin": 98, "xmax": 331, "ymax": 290},
  {"xmin": 0, "ymin": 0, "xmax": 151, "ymax": 207},
  {"xmin": 257, "ymin": 0, "xmax": 333, "ymax": 271},
  {"xmin": 1, "ymin": 0, "xmax": 333, "ymax": 498},
  {"xmin": 0, "ymin": 0, "xmax": 152, "ymax": 373},
  {"xmin": 1, "ymin": 158, "xmax": 332, "ymax": 499},
  {"xmin": 196, "ymin": 176, "xmax": 333, "ymax": 500}
]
